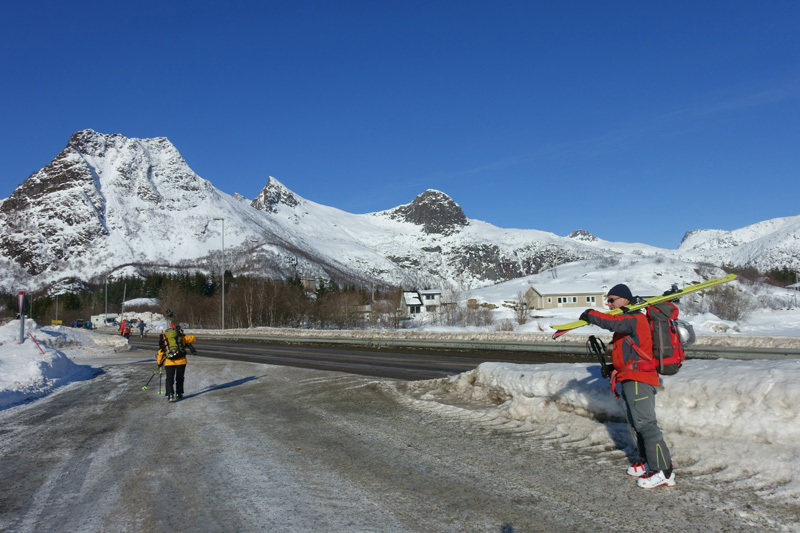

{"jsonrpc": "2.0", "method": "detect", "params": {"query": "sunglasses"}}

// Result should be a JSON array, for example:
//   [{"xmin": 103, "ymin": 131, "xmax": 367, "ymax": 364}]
[{"xmin": 607, "ymin": 296, "xmax": 623, "ymax": 303}]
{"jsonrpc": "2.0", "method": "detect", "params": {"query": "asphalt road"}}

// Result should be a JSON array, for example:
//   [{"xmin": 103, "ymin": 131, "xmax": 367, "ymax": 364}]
[{"xmin": 127, "ymin": 336, "xmax": 590, "ymax": 380}]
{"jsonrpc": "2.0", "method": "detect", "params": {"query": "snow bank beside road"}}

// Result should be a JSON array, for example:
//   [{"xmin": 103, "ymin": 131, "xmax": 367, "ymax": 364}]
[
  {"xmin": 0, "ymin": 320, "xmax": 127, "ymax": 410},
  {"xmin": 403, "ymin": 358, "xmax": 800, "ymax": 503}
]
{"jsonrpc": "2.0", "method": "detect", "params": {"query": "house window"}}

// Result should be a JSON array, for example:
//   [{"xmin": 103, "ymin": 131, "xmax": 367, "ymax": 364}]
[
  {"xmin": 425, "ymin": 294, "xmax": 435, "ymax": 300},
  {"xmin": 586, "ymin": 296, "xmax": 596, "ymax": 303},
  {"xmin": 547, "ymin": 297, "xmax": 552, "ymax": 303},
  {"xmin": 410, "ymin": 305, "xmax": 421, "ymax": 315}
]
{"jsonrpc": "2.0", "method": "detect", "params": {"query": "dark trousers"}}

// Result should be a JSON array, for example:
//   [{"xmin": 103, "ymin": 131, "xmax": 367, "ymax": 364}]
[
  {"xmin": 164, "ymin": 364, "xmax": 186, "ymax": 396},
  {"xmin": 620, "ymin": 380, "xmax": 672, "ymax": 471}
]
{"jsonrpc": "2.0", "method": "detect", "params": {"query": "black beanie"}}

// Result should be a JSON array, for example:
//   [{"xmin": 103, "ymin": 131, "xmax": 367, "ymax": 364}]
[{"xmin": 608, "ymin": 284, "xmax": 634, "ymax": 302}]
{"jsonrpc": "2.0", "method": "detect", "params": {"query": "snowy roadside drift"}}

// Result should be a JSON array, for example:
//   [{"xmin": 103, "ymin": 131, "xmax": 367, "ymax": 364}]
[
  {"xmin": 0, "ymin": 320, "xmax": 128, "ymax": 410},
  {"xmin": 403, "ymin": 359, "xmax": 800, "ymax": 503}
]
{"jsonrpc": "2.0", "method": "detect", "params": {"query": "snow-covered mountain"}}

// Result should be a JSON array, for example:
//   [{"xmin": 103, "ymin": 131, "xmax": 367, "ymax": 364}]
[
  {"xmin": 677, "ymin": 216, "xmax": 800, "ymax": 270},
  {"xmin": 0, "ymin": 130, "xmax": 798, "ymax": 293}
]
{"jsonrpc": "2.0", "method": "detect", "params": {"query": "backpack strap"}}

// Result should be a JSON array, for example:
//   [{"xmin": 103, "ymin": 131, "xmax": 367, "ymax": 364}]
[
  {"xmin": 608, "ymin": 368, "xmax": 619, "ymax": 396},
  {"xmin": 624, "ymin": 336, "xmax": 656, "ymax": 371}
]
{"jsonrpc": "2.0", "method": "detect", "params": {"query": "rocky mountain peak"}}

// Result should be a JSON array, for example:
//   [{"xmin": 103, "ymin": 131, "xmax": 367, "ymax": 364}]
[
  {"xmin": 0, "ymin": 129, "xmax": 216, "ymax": 278},
  {"xmin": 568, "ymin": 229, "xmax": 598, "ymax": 242},
  {"xmin": 69, "ymin": 128, "xmax": 122, "ymax": 154},
  {"xmin": 1, "ymin": 131, "xmax": 110, "ymax": 215},
  {"xmin": 680, "ymin": 229, "xmax": 706, "ymax": 247},
  {"xmin": 250, "ymin": 177, "xmax": 300, "ymax": 213},
  {"xmin": 387, "ymin": 189, "xmax": 468, "ymax": 235}
]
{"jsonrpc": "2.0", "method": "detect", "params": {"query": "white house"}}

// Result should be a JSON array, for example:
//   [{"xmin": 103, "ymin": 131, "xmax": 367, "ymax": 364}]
[
  {"xmin": 418, "ymin": 289, "xmax": 442, "ymax": 312},
  {"xmin": 402, "ymin": 289, "xmax": 442, "ymax": 318}
]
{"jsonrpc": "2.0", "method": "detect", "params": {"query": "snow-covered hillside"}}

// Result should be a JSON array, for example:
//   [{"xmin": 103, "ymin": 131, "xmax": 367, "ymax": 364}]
[
  {"xmin": 677, "ymin": 216, "xmax": 800, "ymax": 270},
  {"xmin": 1, "ymin": 130, "xmax": 798, "ymax": 294},
  {"xmin": 0, "ymin": 130, "xmax": 603, "ymax": 291}
]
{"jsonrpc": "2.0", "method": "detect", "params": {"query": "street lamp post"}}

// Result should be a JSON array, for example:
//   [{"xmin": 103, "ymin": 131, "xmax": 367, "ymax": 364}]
[{"xmin": 213, "ymin": 218, "xmax": 225, "ymax": 330}]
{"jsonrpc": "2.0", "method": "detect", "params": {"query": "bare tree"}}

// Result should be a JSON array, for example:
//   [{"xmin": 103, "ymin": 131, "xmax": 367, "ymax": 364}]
[
  {"xmin": 706, "ymin": 285, "xmax": 752, "ymax": 321},
  {"xmin": 514, "ymin": 291, "xmax": 530, "ymax": 325}
]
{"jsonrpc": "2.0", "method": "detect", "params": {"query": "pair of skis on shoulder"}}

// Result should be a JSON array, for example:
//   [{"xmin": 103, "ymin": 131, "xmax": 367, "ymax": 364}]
[{"xmin": 550, "ymin": 273, "xmax": 737, "ymax": 340}]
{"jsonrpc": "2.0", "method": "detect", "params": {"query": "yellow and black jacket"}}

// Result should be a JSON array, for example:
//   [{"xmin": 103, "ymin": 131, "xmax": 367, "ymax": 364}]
[{"xmin": 156, "ymin": 334, "xmax": 197, "ymax": 366}]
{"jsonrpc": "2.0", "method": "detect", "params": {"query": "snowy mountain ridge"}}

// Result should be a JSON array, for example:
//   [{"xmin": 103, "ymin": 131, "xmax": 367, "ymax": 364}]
[
  {"xmin": 0, "ymin": 130, "xmax": 798, "ymax": 293},
  {"xmin": 677, "ymin": 215, "xmax": 800, "ymax": 268}
]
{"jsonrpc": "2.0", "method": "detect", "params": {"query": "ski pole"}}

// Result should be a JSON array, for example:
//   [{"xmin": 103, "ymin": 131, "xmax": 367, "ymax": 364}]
[
  {"xmin": 142, "ymin": 367, "xmax": 159, "ymax": 390},
  {"xmin": 588, "ymin": 335, "xmax": 621, "ymax": 398},
  {"xmin": 586, "ymin": 335, "xmax": 612, "ymax": 378},
  {"xmin": 158, "ymin": 366, "xmax": 163, "ymax": 395}
]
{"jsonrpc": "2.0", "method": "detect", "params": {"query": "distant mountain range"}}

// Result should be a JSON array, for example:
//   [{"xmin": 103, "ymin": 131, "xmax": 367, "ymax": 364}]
[{"xmin": 1, "ymin": 130, "xmax": 798, "ymax": 293}]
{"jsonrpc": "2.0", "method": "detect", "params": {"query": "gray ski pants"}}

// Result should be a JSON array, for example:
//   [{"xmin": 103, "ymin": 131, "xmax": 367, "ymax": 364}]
[{"xmin": 620, "ymin": 380, "xmax": 672, "ymax": 471}]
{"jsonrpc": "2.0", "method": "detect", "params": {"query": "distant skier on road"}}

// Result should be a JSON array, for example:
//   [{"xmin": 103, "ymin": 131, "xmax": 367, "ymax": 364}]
[{"xmin": 119, "ymin": 319, "xmax": 131, "ymax": 339}]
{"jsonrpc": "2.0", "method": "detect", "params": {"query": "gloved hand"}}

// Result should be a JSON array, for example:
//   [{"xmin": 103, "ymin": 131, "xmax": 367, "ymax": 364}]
[
  {"xmin": 601, "ymin": 364, "xmax": 615, "ymax": 379},
  {"xmin": 579, "ymin": 309, "xmax": 593, "ymax": 322}
]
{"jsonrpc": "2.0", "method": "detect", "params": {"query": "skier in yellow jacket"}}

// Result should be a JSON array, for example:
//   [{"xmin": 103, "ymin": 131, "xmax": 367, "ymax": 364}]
[{"xmin": 157, "ymin": 310, "xmax": 197, "ymax": 403}]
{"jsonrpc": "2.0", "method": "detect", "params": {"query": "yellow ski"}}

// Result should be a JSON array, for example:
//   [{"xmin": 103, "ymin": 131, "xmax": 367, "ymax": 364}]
[{"xmin": 551, "ymin": 273, "xmax": 737, "ymax": 339}]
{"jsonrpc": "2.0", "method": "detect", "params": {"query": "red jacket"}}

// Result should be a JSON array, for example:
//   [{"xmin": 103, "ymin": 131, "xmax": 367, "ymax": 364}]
[{"xmin": 584, "ymin": 309, "xmax": 660, "ymax": 387}]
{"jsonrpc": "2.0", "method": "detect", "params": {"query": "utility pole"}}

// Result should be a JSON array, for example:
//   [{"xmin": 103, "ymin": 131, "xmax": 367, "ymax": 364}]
[
  {"xmin": 796, "ymin": 270, "xmax": 799, "ymax": 308},
  {"xmin": 18, "ymin": 290, "xmax": 25, "ymax": 344},
  {"xmin": 213, "ymin": 218, "xmax": 225, "ymax": 330}
]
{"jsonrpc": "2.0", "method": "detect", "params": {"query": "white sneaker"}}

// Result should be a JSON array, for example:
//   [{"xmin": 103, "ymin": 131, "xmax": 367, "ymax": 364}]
[
  {"xmin": 626, "ymin": 462, "xmax": 648, "ymax": 477},
  {"xmin": 637, "ymin": 469, "xmax": 676, "ymax": 489}
]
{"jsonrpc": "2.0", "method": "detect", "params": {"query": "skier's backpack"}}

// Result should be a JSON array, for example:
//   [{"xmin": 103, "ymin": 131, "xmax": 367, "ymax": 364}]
[
  {"xmin": 627, "ymin": 302, "xmax": 695, "ymax": 375},
  {"xmin": 163, "ymin": 326, "xmax": 186, "ymax": 359}
]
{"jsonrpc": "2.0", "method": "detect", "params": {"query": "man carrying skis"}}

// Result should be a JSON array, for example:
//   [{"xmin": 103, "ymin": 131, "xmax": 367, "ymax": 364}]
[{"xmin": 579, "ymin": 283, "xmax": 675, "ymax": 489}]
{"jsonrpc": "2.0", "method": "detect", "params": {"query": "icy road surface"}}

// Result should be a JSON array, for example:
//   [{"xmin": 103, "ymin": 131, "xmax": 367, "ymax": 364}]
[{"xmin": 0, "ymin": 353, "xmax": 792, "ymax": 532}]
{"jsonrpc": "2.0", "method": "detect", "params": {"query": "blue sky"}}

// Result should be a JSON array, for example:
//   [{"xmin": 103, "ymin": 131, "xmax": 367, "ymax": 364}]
[{"xmin": 2, "ymin": 1, "xmax": 799, "ymax": 249}]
